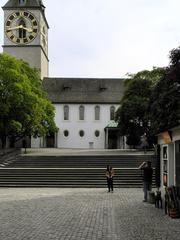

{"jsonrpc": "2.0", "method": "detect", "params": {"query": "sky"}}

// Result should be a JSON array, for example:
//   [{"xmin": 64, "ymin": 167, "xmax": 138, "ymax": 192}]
[{"xmin": 0, "ymin": 0, "xmax": 180, "ymax": 78}]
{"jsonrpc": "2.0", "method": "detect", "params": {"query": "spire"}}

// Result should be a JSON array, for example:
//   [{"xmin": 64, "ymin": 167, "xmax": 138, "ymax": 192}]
[{"xmin": 2, "ymin": 0, "xmax": 45, "ymax": 10}]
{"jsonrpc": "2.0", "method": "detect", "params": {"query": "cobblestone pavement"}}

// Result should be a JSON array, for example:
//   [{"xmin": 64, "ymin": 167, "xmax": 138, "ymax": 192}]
[{"xmin": 0, "ymin": 188, "xmax": 179, "ymax": 240}]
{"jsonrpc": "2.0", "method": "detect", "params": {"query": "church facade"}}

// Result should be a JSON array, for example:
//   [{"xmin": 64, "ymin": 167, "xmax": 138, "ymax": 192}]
[{"xmin": 2, "ymin": 0, "xmax": 125, "ymax": 149}]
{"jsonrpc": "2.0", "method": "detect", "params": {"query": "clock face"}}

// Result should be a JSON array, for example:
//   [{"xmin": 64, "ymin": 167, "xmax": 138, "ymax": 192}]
[{"xmin": 5, "ymin": 11, "xmax": 39, "ymax": 44}]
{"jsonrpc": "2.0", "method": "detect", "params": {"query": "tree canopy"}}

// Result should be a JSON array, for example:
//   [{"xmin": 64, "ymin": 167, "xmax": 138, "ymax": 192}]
[
  {"xmin": 115, "ymin": 68, "xmax": 165, "ymax": 147},
  {"xmin": 0, "ymin": 53, "xmax": 57, "ymax": 148},
  {"xmin": 149, "ymin": 48, "xmax": 180, "ymax": 134}
]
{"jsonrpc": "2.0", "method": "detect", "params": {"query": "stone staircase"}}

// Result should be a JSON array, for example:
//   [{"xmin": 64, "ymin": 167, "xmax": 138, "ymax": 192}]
[{"xmin": 0, "ymin": 152, "xmax": 156, "ymax": 188}]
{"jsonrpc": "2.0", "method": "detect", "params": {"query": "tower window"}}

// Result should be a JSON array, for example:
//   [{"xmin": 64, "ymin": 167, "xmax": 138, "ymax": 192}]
[
  {"xmin": 19, "ymin": 0, "xmax": 26, "ymax": 5},
  {"xmin": 95, "ymin": 106, "xmax": 100, "ymax": 120},
  {"xmin": 19, "ymin": 19, "xmax": 26, "ymax": 38},
  {"xmin": 110, "ymin": 106, "xmax": 115, "ymax": 120},
  {"xmin": 79, "ymin": 105, "xmax": 85, "ymax": 120},
  {"xmin": 63, "ymin": 105, "xmax": 69, "ymax": 120}
]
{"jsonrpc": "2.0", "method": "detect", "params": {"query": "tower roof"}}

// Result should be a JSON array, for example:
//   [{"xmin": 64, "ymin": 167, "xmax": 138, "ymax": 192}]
[{"xmin": 2, "ymin": 0, "xmax": 45, "ymax": 10}]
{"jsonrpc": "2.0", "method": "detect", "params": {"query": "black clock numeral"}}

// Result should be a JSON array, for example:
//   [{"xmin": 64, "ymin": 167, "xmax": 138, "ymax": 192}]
[
  {"xmin": 33, "ymin": 29, "xmax": 38, "ymax": 33},
  {"xmin": 29, "ymin": 14, "xmax": 34, "ymax": 20},
  {"xmin": 9, "ymin": 15, "xmax": 15, "ymax": 20},
  {"xmin": 10, "ymin": 35, "xmax": 14, "ymax": 40},
  {"xmin": 15, "ymin": 12, "xmax": 20, "ymax": 16},
  {"xmin": 16, "ymin": 39, "xmax": 20, "ymax": 43},
  {"xmin": 23, "ymin": 38, "xmax": 28, "ymax": 43},
  {"xmin": 24, "ymin": 12, "xmax": 29, "ymax": 17},
  {"xmin": 6, "ymin": 21, "xmax": 11, "ymax": 26},
  {"xmin": 33, "ymin": 21, "xmax": 38, "ymax": 26},
  {"xmin": 29, "ymin": 35, "xmax": 34, "ymax": 40}
]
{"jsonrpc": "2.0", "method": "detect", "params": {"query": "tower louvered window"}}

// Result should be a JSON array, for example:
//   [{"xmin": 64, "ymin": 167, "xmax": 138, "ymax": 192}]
[
  {"xmin": 19, "ymin": 0, "xmax": 26, "ymax": 5},
  {"xmin": 19, "ymin": 19, "xmax": 26, "ymax": 38}
]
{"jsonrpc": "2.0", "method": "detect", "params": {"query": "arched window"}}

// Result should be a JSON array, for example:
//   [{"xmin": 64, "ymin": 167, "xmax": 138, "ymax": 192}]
[
  {"xmin": 110, "ymin": 106, "xmax": 115, "ymax": 120},
  {"xmin": 19, "ymin": 19, "xmax": 26, "ymax": 38},
  {"xmin": 63, "ymin": 105, "xmax": 69, "ymax": 120},
  {"xmin": 95, "ymin": 106, "xmax": 100, "ymax": 120},
  {"xmin": 79, "ymin": 105, "xmax": 85, "ymax": 120}
]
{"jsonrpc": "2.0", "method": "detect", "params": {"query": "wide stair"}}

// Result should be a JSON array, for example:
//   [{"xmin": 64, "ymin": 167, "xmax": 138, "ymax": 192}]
[{"xmin": 0, "ymin": 152, "xmax": 156, "ymax": 187}]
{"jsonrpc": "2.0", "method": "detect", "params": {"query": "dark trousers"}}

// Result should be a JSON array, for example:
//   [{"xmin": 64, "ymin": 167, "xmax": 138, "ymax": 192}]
[
  {"xmin": 107, "ymin": 177, "xmax": 113, "ymax": 192},
  {"xmin": 143, "ymin": 181, "xmax": 152, "ymax": 201}
]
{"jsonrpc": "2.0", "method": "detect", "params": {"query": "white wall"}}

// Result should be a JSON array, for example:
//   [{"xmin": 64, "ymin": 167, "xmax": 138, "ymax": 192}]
[{"xmin": 55, "ymin": 104, "xmax": 119, "ymax": 149}]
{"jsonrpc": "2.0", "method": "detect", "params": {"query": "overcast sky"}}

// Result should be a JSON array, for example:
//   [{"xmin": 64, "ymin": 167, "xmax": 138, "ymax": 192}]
[{"xmin": 0, "ymin": 0, "xmax": 180, "ymax": 78}]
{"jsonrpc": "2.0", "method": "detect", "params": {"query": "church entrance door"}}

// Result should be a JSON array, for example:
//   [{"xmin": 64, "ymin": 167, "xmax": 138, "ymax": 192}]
[
  {"xmin": 108, "ymin": 131, "xmax": 118, "ymax": 149},
  {"xmin": 46, "ymin": 133, "xmax": 55, "ymax": 148}
]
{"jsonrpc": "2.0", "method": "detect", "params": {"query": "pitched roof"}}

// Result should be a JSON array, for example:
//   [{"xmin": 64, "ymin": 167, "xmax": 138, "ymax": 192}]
[
  {"xmin": 3, "ymin": 0, "xmax": 45, "ymax": 9},
  {"xmin": 42, "ymin": 77, "xmax": 125, "ymax": 104}
]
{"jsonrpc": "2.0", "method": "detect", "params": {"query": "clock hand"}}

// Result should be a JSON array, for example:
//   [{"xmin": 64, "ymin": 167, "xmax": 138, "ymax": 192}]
[
  {"xmin": 6, "ymin": 25, "xmax": 33, "ymax": 33},
  {"xmin": 22, "ymin": 26, "xmax": 33, "ymax": 33},
  {"xmin": 6, "ymin": 25, "xmax": 22, "ymax": 31}
]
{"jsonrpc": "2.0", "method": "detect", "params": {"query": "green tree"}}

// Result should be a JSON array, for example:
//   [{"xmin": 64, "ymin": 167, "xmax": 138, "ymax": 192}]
[
  {"xmin": 116, "ymin": 68, "xmax": 165, "ymax": 148},
  {"xmin": 0, "ymin": 53, "xmax": 57, "ymax": 148},
  {"xmin": 149, "ymin": 48, "xmax": 180, "ymax": 133}
]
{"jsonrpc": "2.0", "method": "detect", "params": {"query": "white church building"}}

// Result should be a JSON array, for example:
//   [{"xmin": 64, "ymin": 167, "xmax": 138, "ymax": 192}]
[{"xmin": 2, "ymin": 0, "xmax": 125, "ymax": 149}]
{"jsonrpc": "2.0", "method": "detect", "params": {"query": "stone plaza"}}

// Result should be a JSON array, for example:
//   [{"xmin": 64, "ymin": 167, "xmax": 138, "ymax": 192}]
[{"xmin": 0, "ymin": 187, "xmax": 179, "ymax": 240}]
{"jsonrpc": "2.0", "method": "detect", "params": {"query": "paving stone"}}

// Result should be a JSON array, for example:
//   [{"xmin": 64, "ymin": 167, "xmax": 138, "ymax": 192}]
[{"xmin": 0, "ymin": 188, "xmax": 179, "ymax": 240}]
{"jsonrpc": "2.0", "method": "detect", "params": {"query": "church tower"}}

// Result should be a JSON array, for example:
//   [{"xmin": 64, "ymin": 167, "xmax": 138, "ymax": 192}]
[{"xmin": 2, "ymin": 0, "xmax": 49, "ymax": 79}]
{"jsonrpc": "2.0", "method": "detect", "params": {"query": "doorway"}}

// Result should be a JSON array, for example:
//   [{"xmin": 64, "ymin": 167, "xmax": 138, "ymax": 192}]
[{"xmin": 46, "ymin": 133, "xmax": 55, "ymax": 148}]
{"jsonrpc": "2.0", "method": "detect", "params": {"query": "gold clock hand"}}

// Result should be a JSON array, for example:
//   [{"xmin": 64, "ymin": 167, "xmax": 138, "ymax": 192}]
[
  {"xmin": 6, "ymin": 25, "xmax": 22, "ymax": 31},
  {"xmin": 6, "ymin": 25, "xmax": 33, "ymax": 33},
  {"xmin": 22, "ymin": 26, "xmax": 33, "ymax": 33}
]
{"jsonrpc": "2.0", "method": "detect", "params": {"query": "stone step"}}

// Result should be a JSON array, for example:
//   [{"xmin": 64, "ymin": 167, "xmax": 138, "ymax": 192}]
[
  {"xmin": 5, "ymin": 154, "xmax": 156, "ymax": 169},
  {"xmin": 0, "ymin": 152, "xmax": 157, "ymax": 188}
]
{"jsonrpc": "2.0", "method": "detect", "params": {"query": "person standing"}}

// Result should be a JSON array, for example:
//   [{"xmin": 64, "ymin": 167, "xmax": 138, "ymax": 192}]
[
  {"xmin": 139, "ymin": 161, "xmax": 153, "ymax": 202},
  {"xmin": 106, "ymin": 165, "xmax": 115, "ymax": 192}
]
